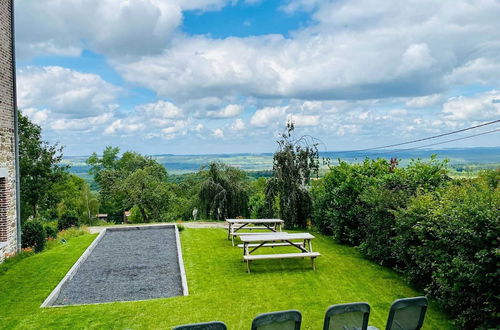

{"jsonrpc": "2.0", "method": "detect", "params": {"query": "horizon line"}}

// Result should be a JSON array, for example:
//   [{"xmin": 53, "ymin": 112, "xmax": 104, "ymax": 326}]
[{"xmin": 62, "ymin": 145, "xmax": 500, "ymax": 158}]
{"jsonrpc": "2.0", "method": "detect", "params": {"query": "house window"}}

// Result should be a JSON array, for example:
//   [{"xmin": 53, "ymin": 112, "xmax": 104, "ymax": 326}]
[{"xmin": 0, "ymin": 176, "xmax": 7, "ymax": 242}]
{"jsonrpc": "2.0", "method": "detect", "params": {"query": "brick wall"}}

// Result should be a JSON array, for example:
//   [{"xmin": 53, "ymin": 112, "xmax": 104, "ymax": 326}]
[{"xmin": 0, "ymin": 0, "xmax": 19, "ymax": 262}]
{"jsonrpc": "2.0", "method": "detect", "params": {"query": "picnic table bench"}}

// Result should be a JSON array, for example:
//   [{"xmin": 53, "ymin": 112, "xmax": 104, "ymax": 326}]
[
  {"xmin": 226, "ymin": 219, "xmax": 284, "ymax": 246},
  {"xmin": 240, "ymin": 232, "xmax": 320, "ymax": 273}
]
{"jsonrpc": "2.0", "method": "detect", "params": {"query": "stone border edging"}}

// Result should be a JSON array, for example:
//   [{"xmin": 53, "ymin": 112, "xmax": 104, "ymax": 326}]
[{"xmin": 175, "ymin": 225, "xmax": 189, "ymax": 296}]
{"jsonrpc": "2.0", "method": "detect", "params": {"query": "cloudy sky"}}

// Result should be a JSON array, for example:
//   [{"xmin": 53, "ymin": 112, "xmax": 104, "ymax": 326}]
[{"xmin": 15, "ymin": 0, "xmax": 500, "ymax": 156}]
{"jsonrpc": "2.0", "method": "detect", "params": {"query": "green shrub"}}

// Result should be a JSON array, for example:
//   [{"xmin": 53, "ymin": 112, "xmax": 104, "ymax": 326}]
[
  {"xmin": 128, "ymin": 205, "xmax": 144, "ymax": 223},
  {"xmin": 312, "ymin": 159, "xmax": 390, "ymax": 244},
  {"xmin": 248, "ymin": 193, "xmax": 266, "ymax": 219},
  {"xmin": 357, "ymin": 178, "xmax": 409, "ymax": 266},
  {"xmin": 57, "ymin": 213, "xmax": 80, "ymax": 231},
  {"xmin": 43, "ymin": 222, "xmax": 58, "ymax": 239},
  {"xmin": 313, "ymin": 158, "xmax": 449, "ymax": 255},
  {"xmin": 311, "ymin": 160, "xmax": 500, "ymax": 327},
  {"xmin": 22, "ymin": 221, "xmax": 47, "ymax": 253},
  {"xmin": 394, "ymin": 176, "xmax": 499, "ymax": 329},
  {"xmin": 358, "ymin": 159, "xmax": 449, "ymax": 266}
]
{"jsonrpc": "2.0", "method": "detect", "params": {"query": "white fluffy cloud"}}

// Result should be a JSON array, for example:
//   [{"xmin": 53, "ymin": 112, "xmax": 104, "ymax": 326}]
[
  {"xmin": 405, "ymin": 94, "xmax": 443, "ymax": 108},
  {"xmin": 161, "ymin": 120, "xmax": 189, "ymax": 139},
  {"xmin": 15, "ymin": 0, "xmax": 238, "ymax": 59},
  {"xmin": 250, "ymin": 106, "xmax": 288, "ymax": 127},
  {"xmin": 230, "ymin": 118, "xmax": 245, "ymax": 131},
  {"xmin": 53, "ymin": 113, "xmax": 114, "ymax": 132},
  {"xmin": 22, "ymin": 108, "xmax": 50, "ymax": 125},
  {"xmin": 443, "ymin": 91, "xmax": 500, "ymax": 121},
  {"xmin": 446, "ymin": 57, "xmax": 500, "ymax": 86},
  {"xmin": 136, "ymin": 100, "xmax": 184, "ymax": 119},
  {"xmin": 207, "ymin": 104, "xmax": 244, "ymax": 118},
  {"xmin": 16, "ymin": 0, "xmax": 179, "ymax": 58},
  {"xmin": 212, "ymin": 128, "xmax": 225, "ymax": 138},
  {"xmin": 115, "ymin": 0, "xmax": 500, "ymax": 102},
  {"xmin": 104, "ymin": 118, "xmax": 144, "ymax": 135},
  {"xmin": 14, "ymin": 0, "xmax": 500, "ymax": 153},
  {"xmin": 17, "ymin": 66, "xmax": 120, "ymax": 118},
  {"xmin": 287, "ymin": 114, "xmax": 320, "ymax": 126}
]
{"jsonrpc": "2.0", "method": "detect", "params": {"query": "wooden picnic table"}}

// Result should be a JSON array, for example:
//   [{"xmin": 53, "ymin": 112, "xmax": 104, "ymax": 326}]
[
  {"xmin": 239, "ymin": 232, "xmax": 320, "ymax": 273},
  {"xmin": 226, "ymin": 219, "xmax": 284, "ymax": 246}
]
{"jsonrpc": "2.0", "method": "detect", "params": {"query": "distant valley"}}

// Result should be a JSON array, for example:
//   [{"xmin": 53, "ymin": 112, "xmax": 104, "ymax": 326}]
[{"xmin": 64, "ymin": 147, "xmax": 500, "ymax": 183}]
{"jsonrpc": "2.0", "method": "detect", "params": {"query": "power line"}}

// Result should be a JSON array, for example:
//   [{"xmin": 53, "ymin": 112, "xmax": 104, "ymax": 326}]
[
  {"xmin": 340, "ymin": 119, "xmax": 500, "ymax": 153},
  {"xmin": 372, "ymin": 128, "xmax": 500, "ymax": 156}
]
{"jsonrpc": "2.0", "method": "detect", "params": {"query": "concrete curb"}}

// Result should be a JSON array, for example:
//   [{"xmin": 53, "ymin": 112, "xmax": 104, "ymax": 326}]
[{"xmin": 175, "ymin": 225, "xmax": 189, "ymax": 296}]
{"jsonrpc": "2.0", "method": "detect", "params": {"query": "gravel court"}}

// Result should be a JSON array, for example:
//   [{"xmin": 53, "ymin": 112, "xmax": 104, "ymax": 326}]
[{"xmin": 54, "ymin": 227, "xmax": 183, "ymax": 306}]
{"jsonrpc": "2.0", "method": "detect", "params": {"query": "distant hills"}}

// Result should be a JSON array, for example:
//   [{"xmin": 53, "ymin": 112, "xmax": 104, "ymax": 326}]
[{"xmin": 64, "ymin": 147, "xmax": 499, "ymax": 178}]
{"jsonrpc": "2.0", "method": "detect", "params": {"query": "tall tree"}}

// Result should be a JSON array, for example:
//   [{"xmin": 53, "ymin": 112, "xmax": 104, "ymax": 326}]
[
  {"xmin": 266, "ymin": 122, "xmax": 320, "ymax": 228},
  {"xmin": 121, "ymin": 163, "xmax": 170, "ymax": 222},
  {"xmin": 87, "ymin": 148, "xmax": 171, "ymax": 221},
  {"xmin": 87, "ymin": 146, "xmax": 122, "ymax": 215},
  {"xmin": 199, "ymin": 162, "xmax": 249, "ymax": 220},
  {"xmin": 18, "ymin": 111, "xmax": 67, "ymax": 220},
  {"xmin": 50, "ymin": 173, "xmax": 99, "ymax": 224}
]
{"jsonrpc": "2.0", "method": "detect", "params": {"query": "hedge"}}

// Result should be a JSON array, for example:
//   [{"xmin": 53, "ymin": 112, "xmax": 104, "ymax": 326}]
[{"xmin": 312, "ymin": 160, "xmax": 498, "ymax": 329}]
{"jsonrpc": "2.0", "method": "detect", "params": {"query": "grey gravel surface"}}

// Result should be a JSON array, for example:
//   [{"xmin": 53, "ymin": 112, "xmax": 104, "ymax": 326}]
[{"xmin": 54, "ymin": 227, "xmax": 183, "ymax": 305}]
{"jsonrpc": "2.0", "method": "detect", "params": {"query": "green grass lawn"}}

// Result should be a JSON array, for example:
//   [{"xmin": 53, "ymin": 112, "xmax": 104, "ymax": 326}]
[{"xmin": 0, "ymin": 228, "xmax": 454, "ymax": 329}]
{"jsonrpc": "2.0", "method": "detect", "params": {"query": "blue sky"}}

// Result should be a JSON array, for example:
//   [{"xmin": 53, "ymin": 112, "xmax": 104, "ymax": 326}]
[{"xmin": 14, "ymin": 0, "xmax": 500, "ymax": 156}]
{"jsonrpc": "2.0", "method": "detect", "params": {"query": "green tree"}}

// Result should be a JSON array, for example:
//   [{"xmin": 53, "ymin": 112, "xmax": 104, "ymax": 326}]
[
  {"xmin": 167, "ymin": 172, "xmax": 205, "ymax": 221},
  {"xmin": 49, "ymin": 174, "xmax": 99, "ymax": 224},
  {"xmin": 121, "ymin": 163, "xmax": 170, "ymax": 222},
  {"xmin": 87, "ymin": 148, "xmax": 171, "ymax": 222},
  {"xmin": 248, "ymin": 177, "xmax": 269, "ymax": 218},
  {"xmin": 87, "ymin": 146, "xmax": 123, "ymax": 216},
  {"xmin": 198, "ymin": 162, "xmax": 249, "ymax": 220},
  {"xmin": 18, "ymin": 112, "xmax": 67, "ymax": 220},
  {"xmin": 266, "ymin": 122, "xmax": 320, "ymax": 228}
]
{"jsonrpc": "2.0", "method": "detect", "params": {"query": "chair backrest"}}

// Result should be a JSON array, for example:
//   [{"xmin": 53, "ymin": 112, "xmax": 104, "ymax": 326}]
[
  {"xmin": 251, "ymin": 310, "xmax": 302, "ymax": 330},
  {"xmin": 323, "ymin": 302, "xmax": 370, "ymax": 330},
  {"xmin": 173, "ymin": 321, "xmax": 227, "ymax": 330},
  {"xmin": 385, "ymin": 297, "xmax": 428, "ymax": 330}
]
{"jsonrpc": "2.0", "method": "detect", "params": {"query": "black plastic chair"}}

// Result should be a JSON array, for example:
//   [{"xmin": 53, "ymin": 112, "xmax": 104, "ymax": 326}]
[
  {"xmin": 251, "ymin": 310, "xmax": 302, "ymax": 330},
  {"xmin": 385, "ymin": 297, "xmax": 428, "ymax": 330},
  {"xmin": 173, "ymin": 321, "xmax": 227, "ymax": 330},
  {"xmin": 323, "ymin": 302, "xmax": 370, "ymax": 330}
]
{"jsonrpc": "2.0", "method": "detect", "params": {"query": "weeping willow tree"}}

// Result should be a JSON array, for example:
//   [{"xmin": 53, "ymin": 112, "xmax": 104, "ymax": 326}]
[
  {"xmin": 266, "ymin": 122, "xmax": 320, "ymax": 228},
  {"xmin": 198, "ymin": 162, "xmax": 249, "ymax": 220}
]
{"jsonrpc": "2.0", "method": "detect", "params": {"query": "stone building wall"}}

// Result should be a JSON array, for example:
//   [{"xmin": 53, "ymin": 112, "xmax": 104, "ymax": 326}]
[{"xmin": 0, "ymin": 0, "xmax": 19, "ymax": 262}]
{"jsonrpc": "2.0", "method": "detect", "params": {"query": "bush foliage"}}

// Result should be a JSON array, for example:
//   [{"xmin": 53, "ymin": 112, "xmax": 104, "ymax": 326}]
[
  {"xmin": 57, "ymin": 213, "xmax": 80, "ymax": 231},
  {"xmin": 44, "ymin": 222, "xmax": 58, "ymax": 239},
  {"xmin": 312, "ymin": 160, "xmax": 498, "ymax": 329},
  {"xmin": 21, "ymin": 221, "xmax": 47, "ymax": 253},
  {"xmin": 394, "ymin": 173, "xmax": 499, "ymax": 329}
]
